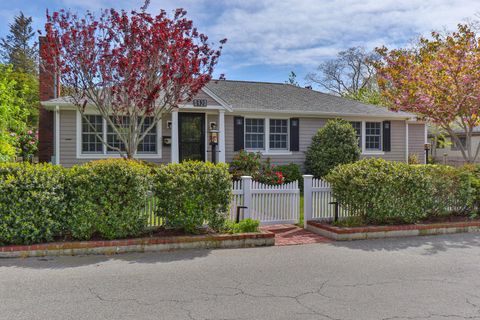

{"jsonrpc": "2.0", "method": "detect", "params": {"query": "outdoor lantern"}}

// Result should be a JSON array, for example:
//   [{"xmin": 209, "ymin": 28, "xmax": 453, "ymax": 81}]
[{"xmin": 209, "ymin": 129, "xmax": 219, "ymax": 145}]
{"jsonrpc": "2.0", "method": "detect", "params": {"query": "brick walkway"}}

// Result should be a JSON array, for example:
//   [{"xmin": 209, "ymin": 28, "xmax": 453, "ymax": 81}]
[{"xmin": 260, "ymin": 224, "xmax": 331, "ymax": 246}]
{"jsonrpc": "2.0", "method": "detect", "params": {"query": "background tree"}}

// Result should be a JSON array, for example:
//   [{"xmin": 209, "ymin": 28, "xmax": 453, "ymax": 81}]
[
  {"xmin": 375, "ymin": 24, "xmax": 480, "ymax": 163},
  {"xmin": 0, "ymin": 65, "xmax": 29, "ymax": 162},
  {"xmin": 43, "ymin": 2, "xmax": 226, "ymax": 158},
  {"xmin": 305, "ymin": 119, "xmax": 360, "ymax": 178},
  {"xmin": 0, "ymin": 12, "xmax": 39, "ymax": 125},
  {"xmin": 285, "ymin": 71, "xmax": 299, "ymax": 86},
  {"xmin": 307, "ymin": 47, "xmax": 382, "ymax": 105}
]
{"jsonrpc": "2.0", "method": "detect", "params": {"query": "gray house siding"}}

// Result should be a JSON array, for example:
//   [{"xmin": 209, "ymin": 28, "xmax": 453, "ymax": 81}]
[
  {"xmin": 225, "ymin": 116, "xmax": 414, "ymax": 167},
  {"xmin": 408, "ymin": 123, "xmax": 426, "ymax": 164},
  {"xmin": 60, "ymin": 111, "xmax": 422, "ymax": 167}
]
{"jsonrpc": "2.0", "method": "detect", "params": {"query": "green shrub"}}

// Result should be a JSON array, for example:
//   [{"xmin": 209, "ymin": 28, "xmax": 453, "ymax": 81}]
[
  {"xmin": 224, "ymin": 218, "xmax": 260, "ymax": 234},
  {"xmin": 305, "ymin": 119, "xmax": 361, "ymax": 178},
  {"xmin": 153, "ymin": 161, "xmax": 231, "ymax": 233},
  {"xmin": 66, "ymin": 159, "xmax": 151, "ymax": 240},
  {"xmin": 326, "ymin": 158, "xmax": 473, "ymax": 225},
  {"xmin": 230, "ymin": 150, "xmax": 262, "ymax": 180},
  {"xmin": 0, "ymin": 163, "xmax": 67, "ymax": 245}
]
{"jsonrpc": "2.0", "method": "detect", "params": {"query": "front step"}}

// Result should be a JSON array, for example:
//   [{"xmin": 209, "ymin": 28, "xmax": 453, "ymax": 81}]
[{"xmin": 260, "ymin": 224, "xmax": 298, "ymax": 234}]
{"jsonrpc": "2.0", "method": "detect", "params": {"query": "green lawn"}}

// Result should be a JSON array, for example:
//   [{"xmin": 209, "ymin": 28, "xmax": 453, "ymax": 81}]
[{"xmin": 298, "ymin": 194, "xmax": 304, "ymax": 227}]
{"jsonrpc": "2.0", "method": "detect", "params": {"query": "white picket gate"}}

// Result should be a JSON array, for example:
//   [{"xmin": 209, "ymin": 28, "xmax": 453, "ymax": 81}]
[
  {"xmin": 303, "ymin": 175, "xmax": 350, "ymax": 227},
  {"xmin": 230, "ymin": 176, "xmax": 300, "ymax": 225}
]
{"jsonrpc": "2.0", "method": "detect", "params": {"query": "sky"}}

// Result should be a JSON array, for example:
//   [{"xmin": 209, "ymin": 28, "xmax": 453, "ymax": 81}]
[{"xmin": 0, "ymin": 0, "xmax": 478, "ymax": 87}]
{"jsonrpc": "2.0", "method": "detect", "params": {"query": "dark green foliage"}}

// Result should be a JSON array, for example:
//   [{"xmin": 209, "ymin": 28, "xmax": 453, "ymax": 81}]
[
  {"xmin": 305, "ymin": 119, "xmax": 361, "ymax": 178},
  {"xmin": 66, "ymin": 159, "xmax": 151, "ymax": 240},
  {"xmin": 326, "ymin": 158, "xmax": 474, "ymax": 225},
  {"xmin": 224, "ymin": 218, "xmax": 260, "ymax": 234},
  {"xmin": 0, "ymin": 163, "xmax": 67, "ymax": 245},
  {"xmin": 153, "ymin": 161, "xmax": 231, "ymax": 233}
]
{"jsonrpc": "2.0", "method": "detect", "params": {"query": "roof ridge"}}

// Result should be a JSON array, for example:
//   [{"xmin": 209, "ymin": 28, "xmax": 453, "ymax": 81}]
[{"xmin": 210, "ymin": 79, "xmax": 287, "ymax": 86}]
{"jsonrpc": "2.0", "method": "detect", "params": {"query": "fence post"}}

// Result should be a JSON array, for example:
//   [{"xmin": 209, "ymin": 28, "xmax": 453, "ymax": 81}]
[
  {"xmin": 241, "ymin": 176, "xmax": 252, "ymax": 219},
  {"xmin": 303, "ymin": 175, "xmax": 313, "ymax": 229}
]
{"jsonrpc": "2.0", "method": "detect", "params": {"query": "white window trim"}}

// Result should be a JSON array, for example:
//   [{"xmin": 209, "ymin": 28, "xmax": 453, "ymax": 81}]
[
  {"xmin": 76, "ymin": 111, "xmax": 162, "ymax": 159},
  {"xmin": 244, "ymin": 116, "xmax": 292, "ymax": 155},
  {"xmin": 362, "ymin": 121, "xmax": 384, "ymax": 155}
]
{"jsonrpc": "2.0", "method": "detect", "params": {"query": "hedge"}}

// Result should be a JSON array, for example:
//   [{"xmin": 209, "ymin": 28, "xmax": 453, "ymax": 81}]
[
  {"xmin": 153, "ymin": 161, "xmax": 231, "ymax": 233},
  {"xmin": 66, "ymin": 159, "xmax": 152, "ymax": 240},
  {"xmin": 325, "ymin": 158, "xmax": 474, "ymax": 225},
  {"xmin": 0, "ymin": 163, "xmax": 67, "ymax": 245},
  {"xmin": 0, "ymin": 159, "xmax": 233, "ymax": 245}
]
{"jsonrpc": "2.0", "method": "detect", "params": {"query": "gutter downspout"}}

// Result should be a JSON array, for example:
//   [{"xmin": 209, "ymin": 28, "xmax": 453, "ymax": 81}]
[{"xmin": 54, "ymin": 105, "xmax": 60, "ymax": 165}]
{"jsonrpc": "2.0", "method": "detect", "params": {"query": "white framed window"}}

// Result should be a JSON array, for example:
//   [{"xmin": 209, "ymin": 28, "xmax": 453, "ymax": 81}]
[
  {"xmin": 269, "ymin": 119, "xmax": 289, "ymax": 150},
  {"xmin": 78, "ymin": 112, "xmax": 161, "ymax": 158},
  {"xmin": 365, "ymin": 122, "xmax": 382, "ymax": 151},
  {"xmin": 245, "ymin": 118, "xmax": 265, "ymax": 150},
  {"xmin": 81, "ymin": 115, "xmax": 103, "ymax": 153}
]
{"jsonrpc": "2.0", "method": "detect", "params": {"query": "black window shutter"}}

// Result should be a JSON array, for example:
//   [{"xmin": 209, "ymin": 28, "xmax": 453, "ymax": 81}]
[
  {"xmin": 290, "ymin": 118, "xmax": 300, "ymax": 151},
  {"xmin": 383, "ymin": 121, "xmax": 391, "ymax": 152},
  {"xmin": 233, "ymin": 116, "xmax": 244, "ymax": 151}
]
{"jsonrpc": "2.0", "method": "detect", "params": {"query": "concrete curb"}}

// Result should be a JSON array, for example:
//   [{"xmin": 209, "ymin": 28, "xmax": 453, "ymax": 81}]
[
  {"xmin": 0, "ymin": 231, "xmax": 275, "ymax": 258},
  {"xmin": 306, "ymin": 220, "xmax": 480, "ymax": 241}
]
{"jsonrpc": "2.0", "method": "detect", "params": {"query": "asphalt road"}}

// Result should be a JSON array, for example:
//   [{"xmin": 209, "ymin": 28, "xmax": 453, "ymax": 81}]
[{"xmin": 2, "ymin": 233, "xmax": 480, "ymax": 320}]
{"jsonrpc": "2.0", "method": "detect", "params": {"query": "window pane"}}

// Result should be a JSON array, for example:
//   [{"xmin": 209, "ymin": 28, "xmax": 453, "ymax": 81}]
[
  {"xmin": 137, "ymin": 117, "xmax": 157, "ymax": 153},
  {"xmin": 81, "ymin": 115, "xmax": 103, "ymax": 153},
  {"xmin": 365, "ymin": 122, "xmax": 381, "ymax": 150},
  {"xmin": 245, "ymin": 119, "xmax": 265, "ymax": 149},
  {"xmin": 107, "ymin": 116, "xmax": 129, "ymax": 152},
  {"xmin": 269, "ymin": 119, "xmax": 288, "ymax": 150}
]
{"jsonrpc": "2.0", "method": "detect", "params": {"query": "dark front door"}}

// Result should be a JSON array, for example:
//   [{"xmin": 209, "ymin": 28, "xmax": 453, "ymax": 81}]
[{"xmin": 179, "ymin": 113, "xmax": 205, "ymax": 162}]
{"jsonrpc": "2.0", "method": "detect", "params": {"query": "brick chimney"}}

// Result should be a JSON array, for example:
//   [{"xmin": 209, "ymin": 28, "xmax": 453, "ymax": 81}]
[{"xmin": 38, "ymin": 36, "xmax": 60, "ymax": 162}]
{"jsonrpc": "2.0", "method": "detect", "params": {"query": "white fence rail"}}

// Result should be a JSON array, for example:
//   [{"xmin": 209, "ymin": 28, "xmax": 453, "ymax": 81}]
[
  {"xmin": 230, "ymin": 176, "xmax": 300, "ymax": 225},
  {"xmin": 303, "ymin": 175, "xmax": 350, "ymax": 227}
]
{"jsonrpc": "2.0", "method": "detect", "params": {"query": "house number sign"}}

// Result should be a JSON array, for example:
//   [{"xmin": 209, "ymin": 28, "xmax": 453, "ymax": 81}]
[{"xmin": 193, "ymin": 99, "xmax": 208, "ymax": 107}]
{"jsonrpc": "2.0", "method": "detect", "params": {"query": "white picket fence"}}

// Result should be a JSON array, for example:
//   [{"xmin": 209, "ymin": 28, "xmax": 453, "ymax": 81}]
[
  {"xmin": 303, "ymin": 175, "xmax": 350, "ymax": 227},
  {"xmin": 230, "ymin": 176, "xmax": 300, "ymax": 225}
]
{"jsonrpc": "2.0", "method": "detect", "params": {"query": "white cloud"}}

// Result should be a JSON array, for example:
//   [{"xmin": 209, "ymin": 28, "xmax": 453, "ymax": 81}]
[
  {"xmin": 11, "ymin": 0, "xmax": 478, "ymax": 72},
  {"xmin": 203, "ymin": 0, "xmax": 478, "ymax": 68}
]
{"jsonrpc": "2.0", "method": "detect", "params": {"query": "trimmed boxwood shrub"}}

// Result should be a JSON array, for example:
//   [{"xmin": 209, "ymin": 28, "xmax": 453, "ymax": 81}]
[
  {"xmin": 66, "ymin": 159, "xmax": 152, "ymax": 240},
  {"xmin": 153, "ymin": 161, "xmax": 231, "ymax": 233},
  {"xmin": 305, "ymin": 119, "xmax": 361, "ymax": 178},
  {"xmin": 326, "ymin": 158, "xmax": 473, "ymax": 225},
  {"xmin": 0, "ymin": 163, "xmax": 67, "ymax": 245}
]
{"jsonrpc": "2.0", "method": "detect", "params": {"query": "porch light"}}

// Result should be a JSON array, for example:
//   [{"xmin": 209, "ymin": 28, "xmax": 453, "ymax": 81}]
[
  {"xmin": 209, "ymin": 129, "xmax": 219, "ymax": 145},
  {"xmin": 209, "ymin": 128, "xmax": 219, "ymax": 163}
]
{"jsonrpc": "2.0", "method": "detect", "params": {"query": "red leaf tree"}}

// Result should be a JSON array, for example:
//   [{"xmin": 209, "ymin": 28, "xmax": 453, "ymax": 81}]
[
  {"xmin": 375, "ymin": 24, "xmax": 480, "ymax": 163},
  {"xmin": 42, "ymin": 1, "xmax": 226, "ymax": 158}
]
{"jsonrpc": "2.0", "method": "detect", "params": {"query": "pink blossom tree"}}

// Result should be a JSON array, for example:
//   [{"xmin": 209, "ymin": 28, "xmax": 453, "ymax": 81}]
[
  {"xmin": 42, "ymin": 1, "xmax": 226, "ymax": 158},
  {"xmin": 375, "ymin": 24, "xmax": 480, "ymax": 162}
]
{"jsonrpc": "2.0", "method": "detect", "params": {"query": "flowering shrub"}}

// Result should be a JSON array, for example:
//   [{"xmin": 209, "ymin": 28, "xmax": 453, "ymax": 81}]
[
  {"xmin": 16, "ymin": 128, "xmax": 38, "ymax": 162},
  {"xmin": 230, "ymin": 150, "xmax": 298, "ymax": 185}
]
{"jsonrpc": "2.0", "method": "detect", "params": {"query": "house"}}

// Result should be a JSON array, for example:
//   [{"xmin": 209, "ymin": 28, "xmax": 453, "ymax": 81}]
[
  {"xmin": 37, "ymin": 49, "xmax": 426, "ymax": 168},
  {"xmin": 429, "ymin": 127, "xmax": 480, "ymax": 165}
]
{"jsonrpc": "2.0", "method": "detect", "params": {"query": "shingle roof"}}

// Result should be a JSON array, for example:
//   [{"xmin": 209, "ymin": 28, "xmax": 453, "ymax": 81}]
[
  {"xmin": 205, "ymin": 80, "xmax": 413, "ymax": 118},
  {"xmin": 42, "ymin": 79, "xmax": 415, "ymax": 119}
]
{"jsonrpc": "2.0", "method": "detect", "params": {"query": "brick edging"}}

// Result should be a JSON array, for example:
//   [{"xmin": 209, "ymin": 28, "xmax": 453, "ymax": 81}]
[
  {"xmin": 0, "ymin": 231, "xmax": 275, "ymax": 258},
  {"xmin": 306, "ymin": 220, "xmax": 480, "ymax": 241}
]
